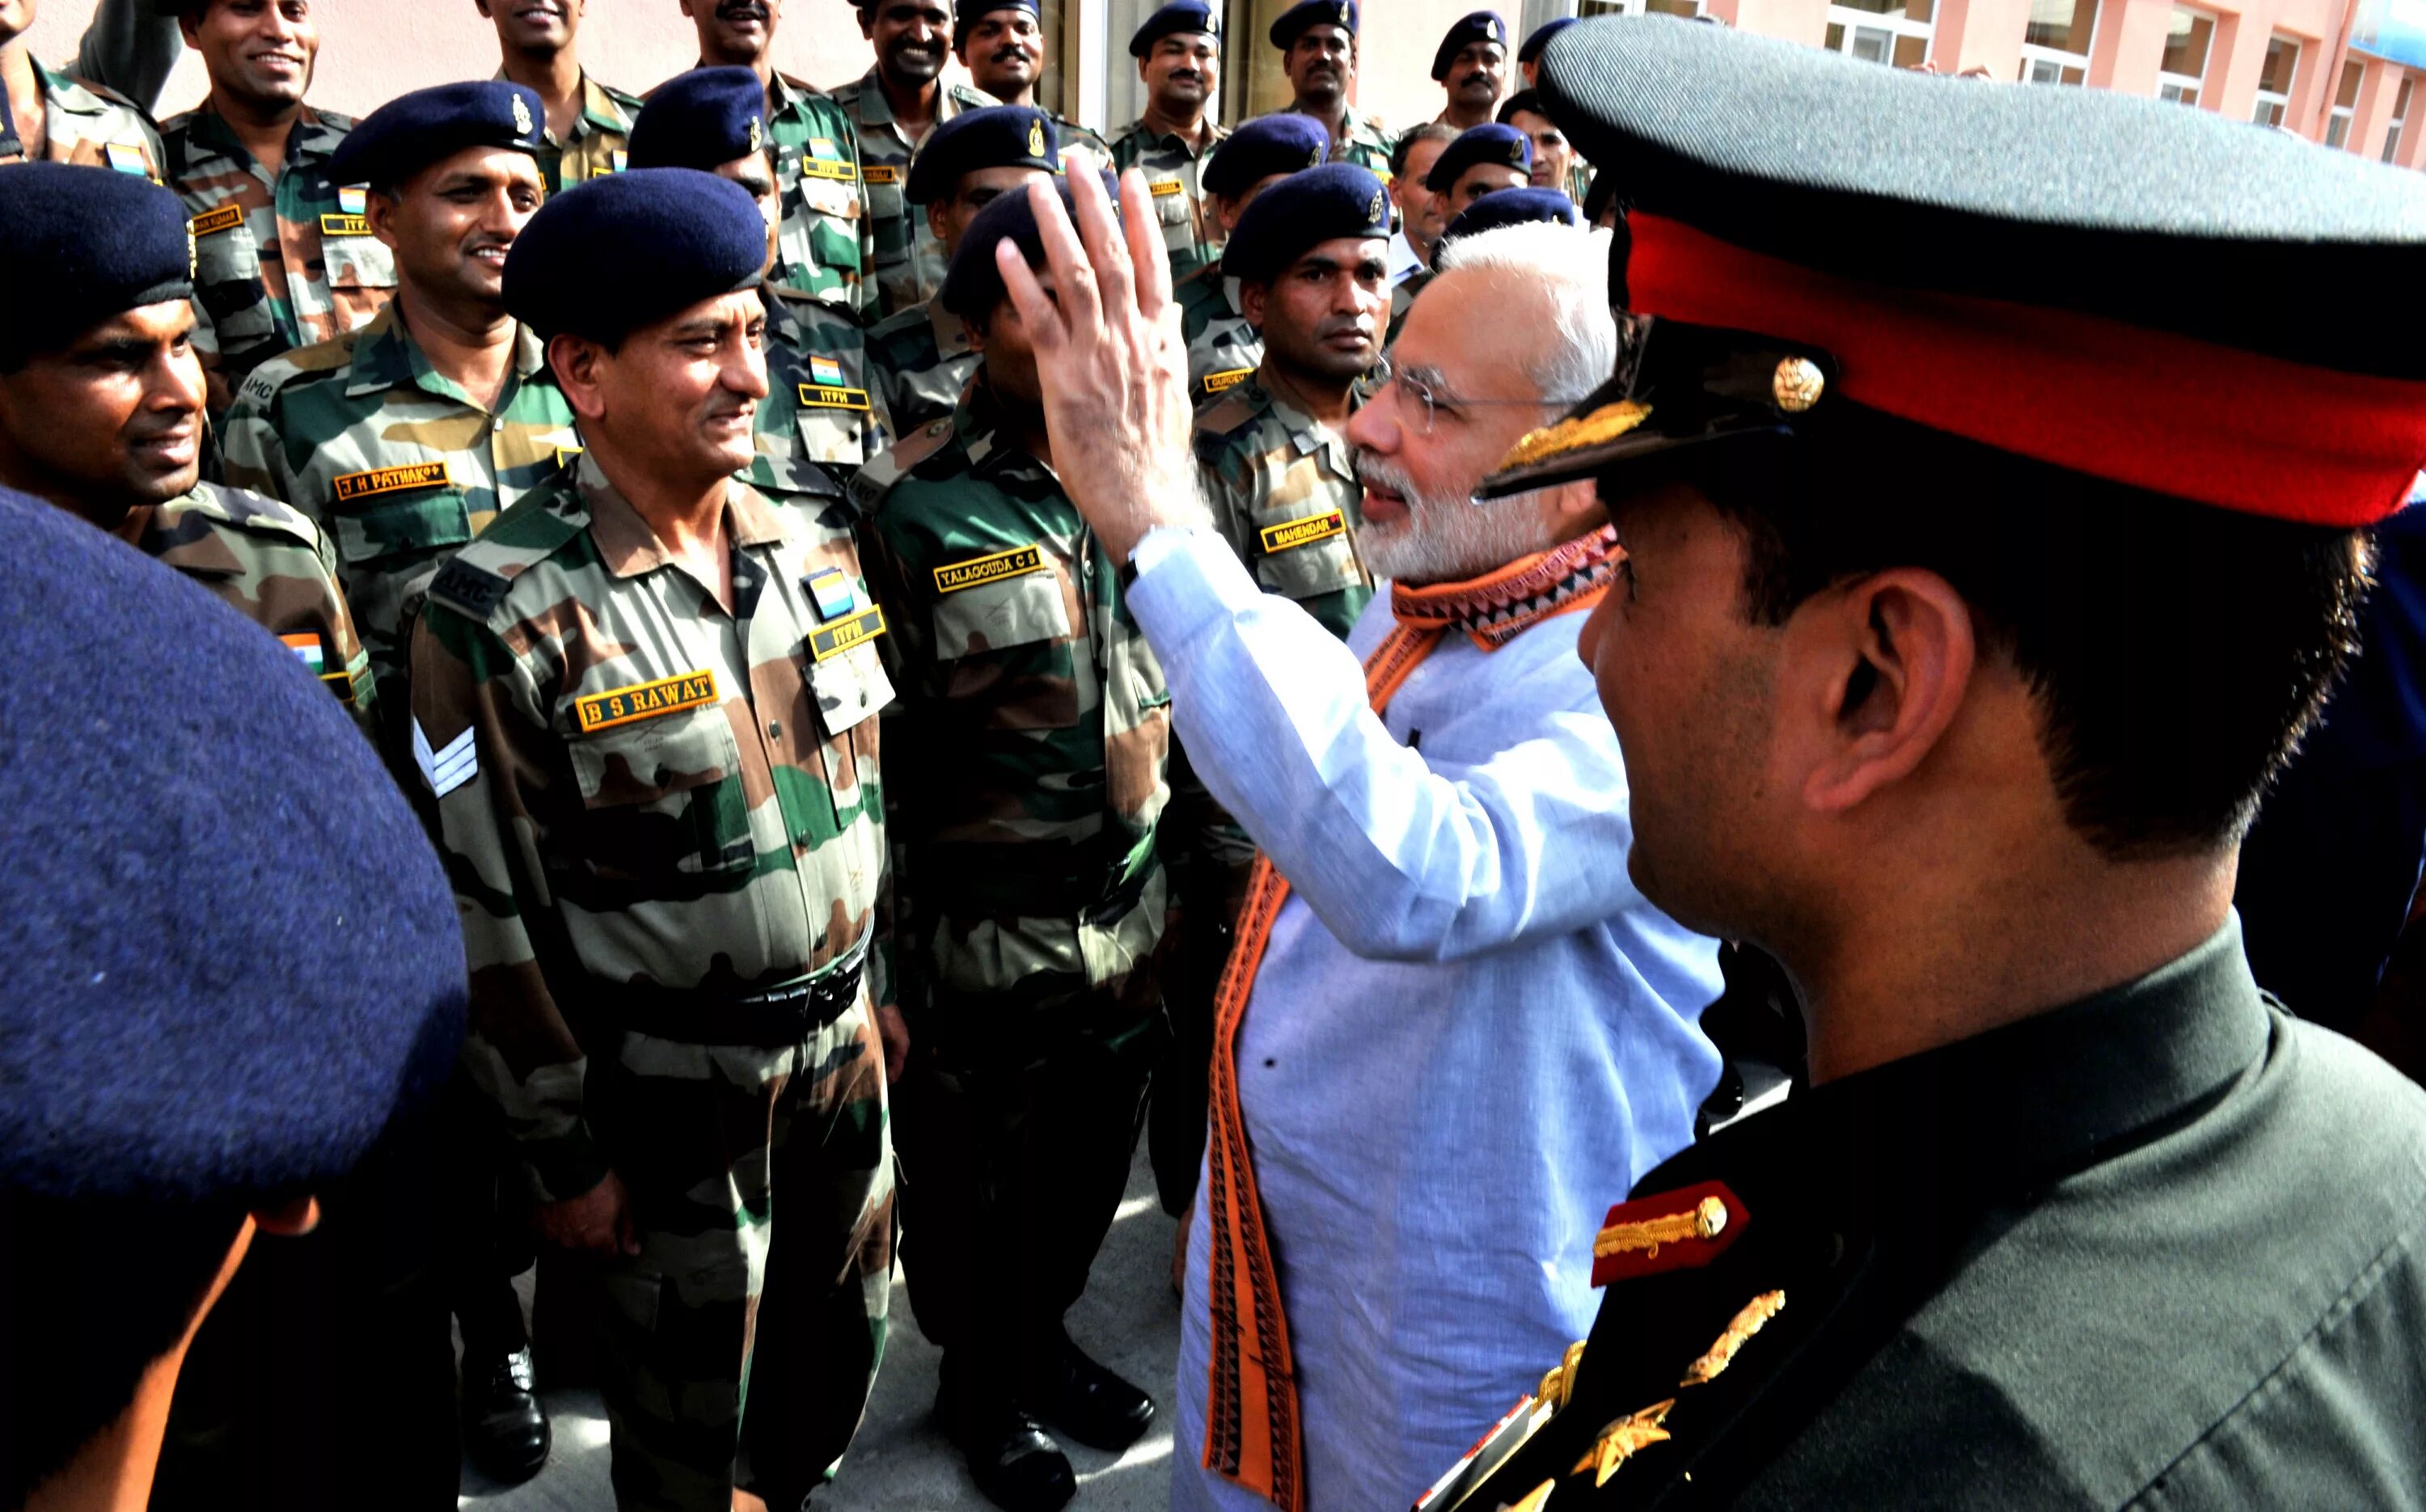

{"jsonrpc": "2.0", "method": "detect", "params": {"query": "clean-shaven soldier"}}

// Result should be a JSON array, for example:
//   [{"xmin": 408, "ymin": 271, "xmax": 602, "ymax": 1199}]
[
  {"xmin": 480, "ymin": 0, "xmax": 645, "ymax": 192},
  {"xmin": 833, "ymin": 0, "xmax": 995, "ymax": 317},
  {"xmin": 1260, "ymin": 0, "xmax": 1388, "ymax": 176},
  {"xmin": 978, "ymin": 171, "xmax": 1725, "ymax": 1512},
  {"xmin": 1431, "ymin": 11, "xmax": 1507, "ymax": 130},
  {"xmin": 0, "ymin": 0, "xmax": 164, "ymax": 175},
  {"xmin": 674, "ymin": 0, "xmax": 877, "ymax": 310},
  {"xmin": 415, "ymin": 168, "xmax": 898, "ymax": 1512},
  {"xmin": 1428, "ymin": 119, "xmax": 1528, "ymax": 216},
  {"xmin": 630, "ymin": 65, "xmax": 890, "ymax": 479},
  {"xmin": 1108, "ymin": 1, "xmax": 1227, "ymax": 281},
  {"xmin": 954, "ymin": 0, "xmax": 1108, "ymax": 166},
  {"xmin": 155, "ymin": 0, "xmax": 395, "ymax": 418},
  {"xmin": 1501, "ymin": 87, "xmax": 1587, "ymax": 205},
  {"xmin": 864, "ymin": 102, "xmax": 1056, "ymax": 434},
  {"xmin": 1384, "ymin": 120, "xmax": 1454, "ymax": 287},
  {"xmin": 1173, "ymin": 112, "xmax": 1325, "ymax": 406}
]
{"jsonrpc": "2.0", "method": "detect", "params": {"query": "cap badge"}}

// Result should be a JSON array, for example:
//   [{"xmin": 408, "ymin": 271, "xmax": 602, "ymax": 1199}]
[
  {"xmin": 1511, "ymin": 141, "xmax": 1528, "ymax": 165},
  {"xmin": 748, "ymin": 116, "xmax": 765, "ymax": 154},
  {"xmin": 1338, "ymin": 2, "xmax": 1351, "ymax": 21},
  {"xmin": 512, "ymin": 92, "xmax": 535, "ymax": 138},
  {"xmin": 1307, "ymin": 146, "xmax": 1323, "ymax": 169},
  {"xmin": 1772, "ymin": 356, "xmax": 1824, "ymax": 413},
  {"xmin": 187, "ymin": 227, "xmax": 198, "ymax": 279},
  {"xmin": 1029, "ymin": 118, "xmax": 1046, "ymax": 158},
  {"xmin": 1367, "ymin": 188, "xmax": 1386, "ymax": 224}
]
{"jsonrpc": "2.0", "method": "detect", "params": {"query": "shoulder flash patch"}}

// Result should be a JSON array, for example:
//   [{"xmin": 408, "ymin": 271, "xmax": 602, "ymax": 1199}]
[
  {"xmin": 1591, "ymin": 1180, "xmax": 1749, "ymax": 1287},
  {"xmin": 426, "ymin": 555, "xmax": 512, "ymax": 619}
]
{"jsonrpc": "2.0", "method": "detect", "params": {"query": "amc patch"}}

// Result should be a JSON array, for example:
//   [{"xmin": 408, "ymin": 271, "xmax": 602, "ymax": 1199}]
[
  {"xmin": 934, "ymin": 544, "xmax": 1046, "ymax": 594},
  {"xmin": 190, "ymin": 203, "xmax": 245, "ymax": 237},
  {"xmin": 575, "ymin": 669, "xmax": 720, "ymax": 733},
  {"xmin": 1261, "ymin": 510, "xmax": 1346, "ymax": 553},
  {"xmin": 333, "ymin": 460, "xmax": 450, "ymax": 504},
  {"xmin": 809, "ymin": 606, "xmax": 887, "ymax": 661},
  {"xmin": 1202, "ymin": 367, "xmax": 1253, "ymax": 395}
]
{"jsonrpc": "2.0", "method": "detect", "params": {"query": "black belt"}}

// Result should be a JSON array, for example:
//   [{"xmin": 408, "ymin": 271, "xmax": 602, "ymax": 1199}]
[{"xmin": 590, "ymin": 934, "xmax": 870, "ymax": 1049}]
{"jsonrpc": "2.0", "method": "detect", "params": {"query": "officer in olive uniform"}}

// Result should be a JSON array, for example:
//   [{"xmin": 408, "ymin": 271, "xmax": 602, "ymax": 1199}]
[
  {"xmin": 631, "ymin": 65, "xmax": 890, "ymax": 481},
  {"xmin": 833, "ymin": 1, "xmax": 1000, "ymax": 318},
  {"xmin": 1108, "ymin": 2, "xmax": 1228, "ymax": 282},
  {"xmin": 415, "ymin": 168, "xmax": 898, "ymax": 1512},
  {"xmin": 154, "ymin": 0, "xmax": 395, "ymax": 417},
  {"xmin": 953, "ymin": 0, "xmax": 1112, "ymax": 168},
  {"xmin": 1258, "ymin": 0, "xmax": 1390, "ymax": 177},
  {"xmin": 857, "ymin": 176, "xmax": 1169, "ymax": 1512},
  {"xmin": 1174, "ymin": 112, "xmax": 1328, "ymax": 407},
  {"xmin": 1423, "ymin": 20, "xmax": 2426, "ymax": 1510},
  {"xmin": 866, "ymin": 103, "xmax": 1059, "ymax": 436}
]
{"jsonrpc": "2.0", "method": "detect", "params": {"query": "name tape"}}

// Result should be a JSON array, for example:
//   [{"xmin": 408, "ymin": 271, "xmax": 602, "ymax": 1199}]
[
  {"xmin": 809, "ymin": 605, "xmax": 887, "ymax": 661},
  {"xmin": 575, "ymin": 669, "xmax": 720, "ymax": 733},
  {"xmin": 332, "ymin": 459, "xmax": 451, "ymax": 503},
  {"xmin": 190, "ymin": 203, "xmax": 246, "ymax": 237},
  {"xmin": 933, "ymin": 543, "xmax": 1046, "ymax": 594},
  {"xmin": 1261, "ymin": 509, "xmax": 1346, "ymax": 553},
  {"xmin": 797, "ymin": 383, "xmax": 873, "ymax": 412}
]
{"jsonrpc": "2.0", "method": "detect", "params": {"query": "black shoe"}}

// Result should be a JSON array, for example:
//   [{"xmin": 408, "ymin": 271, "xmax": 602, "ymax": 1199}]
[
  {"xmin": 461, "ymin": 1345, "xmax": 551, "ymax": 1485},
  {"xmin": 940, "ymin": 1379, "xmax": 1076, "ymax": 1512},
  {"xmin": 1031, "ymin": 1328, "xmax": 1156, "ymax": 1452}
]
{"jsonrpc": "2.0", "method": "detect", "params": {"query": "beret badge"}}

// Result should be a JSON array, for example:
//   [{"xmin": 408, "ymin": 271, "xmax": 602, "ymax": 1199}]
[
  {"xmin": 1367, "ymin": 188, "xmax": 1385, "ymax": 224},
  {"xmin": 1337, "ymin": 2, "xmax": 1350, "ymax": 23},
  {"xmin": 748, "ymin": 115, "xmax": 764, "ymax": 154},
  {"xmin": 1772, "ymin": 357, "xmax": 1825, "ymax": 414},
  {"xmin": 512, "ymin": 91, "xmax": 535, "ymax": 138},
  {"xmin": 1029, "ymin": 118, "xmax": 1046, "ymax": 158},
  {"xmin": 1510, "ymin": 141, "xmax": 1527, "ymax": 166}
]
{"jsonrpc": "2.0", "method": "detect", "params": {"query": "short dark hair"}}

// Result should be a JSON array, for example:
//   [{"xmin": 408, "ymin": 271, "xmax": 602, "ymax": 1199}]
[
  {"xmin": 1498, "ymin": 88, "xmax": 1550, "ymax": 125},
  {"xmin": 1660, "ymin": 402, "xmax": 2371, "ymax": 860},
  {"xmin": 2, "ymin": 1190, "xmax": 247, "ymax": 1503},
  {"xmin": 1389, "ymin": 120, "xmax": 1458, "ymax": 181}
]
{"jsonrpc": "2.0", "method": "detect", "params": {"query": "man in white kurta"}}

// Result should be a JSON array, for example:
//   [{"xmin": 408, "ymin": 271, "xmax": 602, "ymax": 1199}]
[{"xmin": 984, "ymin": 188, "xmax": 1727, "ymax": 1511}]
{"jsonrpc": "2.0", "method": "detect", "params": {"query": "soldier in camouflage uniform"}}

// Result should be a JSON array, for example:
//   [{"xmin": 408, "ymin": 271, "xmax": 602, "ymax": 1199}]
[
  {"xmin": 156, "ymin": 0, "xmax": 395, "ymax": 416},
  {"xmin": 835, "ymin": 0, "xmax": 1001, "ymax": 317},
  {"xmin": 856, "ymin": 177, "xmax": 1166, "ymax": 1512},
  {"xmin": 416, "ymin": 168, "xmax": 897, "ymax": 1512},
  {"xmin": 0, "ymin": 42, "xmax": 165, "ymax": 177},
  {"xmin": 480, "ymin": 0, "xmax": 645, "ymax": 192},
  {"xmin": 1173, "ymin": 112, "xmax": 1325, "ymax": 407},
  {"xmin": 953, "ymin": 0, "xmax": 1111, "ymax": 167},
  {"xmin": 0, "ymin": 161, "xmax": 370, "ymax": 726},
  {"xmin": 1260, "ymin": 0, "xmax": 1393, "ymax": 179},
  {"xmin": 631, "ymin": 67, "xmax": 890, "ymax": 479},
  {"xmin": 1108, "ymin": 2, "xmax": 1228, "ymax": 282},
  {"xmin": 670, "ymin": 0, "xmax": 878, "ymax": 312},
  {"xmin": 865, "ymin": 102, "xmax": 1056, "ymax": 435},
  {"xmin": 221, "ymin": 83, "xmax": 574, "ymax": 779}
]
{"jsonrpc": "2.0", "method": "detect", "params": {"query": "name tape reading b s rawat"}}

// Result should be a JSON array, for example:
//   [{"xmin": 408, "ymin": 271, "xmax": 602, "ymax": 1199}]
[
  {"xmin": 1261, "ymin": 510, "xmax": 1346, "ymax": 553},
  {"xmin": 933, "ymin": 543, "xmax": 1048, "ymax": 594},
  {"xmin": 576, "ymin": 669, "xmax": 720, "ymax": 733}
]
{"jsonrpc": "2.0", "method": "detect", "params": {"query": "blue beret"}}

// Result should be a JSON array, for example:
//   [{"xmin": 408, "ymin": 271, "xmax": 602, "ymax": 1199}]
[
  {"xmin": 628, "ymin": 65, "xmax": 769, "ymax": 171},
  {"xmin": 955, "ymin": 0, "xmax": 1039, "ymax": 52},
  {"xmin": 1439, "ymin": 185, "xmax": 1579, "ymax": 246},
  {"xmin": 0, "ymin": 487, "xmax": 463, "ymax": 1205},
  {"xmin": 1224, "ymin": 162, "xmax": 1388, "ymax": 285},
  {"xmin": 1425, "ymin": 122, "xmax": 1531, "ymax": 192},
  {"xmin": 503, "ymin": 169, "xmax": 767, "ymax": 344},
  {"xmin": 0, "ymin": 163, "xmax": 192, "ymax": 363},
  {"xmin": 905, "ymin": 106, "xmax": 1059, "ymax": 205},
  {"xmin": 1131, "ymin": 1, "xmax": 1219, "ymax": 56},
  {"xmin": 327, "ymin": 81, "xmax": 547, "ymax": 190},
  {"xmin": 1269, "ymin": 0, "xmax": 1355, "ymax": 48},
  {"xmin": 1202, "ymin": 113, "xmax": 1328, "ymax": 199},
  {"xmin": 1431, "ymin": 11, "xmax": 1508, "ymax": 81},
  {"xmin": 1518, "ymin": 15, "xmax": 1576, "ymax": 64},
  {"xmin": 940, "ymin": 172, "xmax": 1121, "ymax": 323}
]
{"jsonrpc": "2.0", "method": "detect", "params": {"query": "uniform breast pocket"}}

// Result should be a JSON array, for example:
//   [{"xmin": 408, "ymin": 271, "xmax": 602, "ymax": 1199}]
[
  {"xmin": 1150, "ymin": 180, "xmax": 1192, "ymax": 227},
  {"xmin": 864, "ymin": 175, "xmax": 906, "ymax": 235},
  {"xmin": 1253, "ymin": 502, "xmax": 1367, "ymax": 602},
  {"xmin": 805, "ymin": 640, "xmax": 894, "ymax": 823},
  {"xmin": 797, "ymin": 172, "xmax": 864, "ymax": 224},
  {"xmin": 932, "ymin": 564, "xmax": 1080, "ymax": 729},
  {"xmin": 567, "ymin": 707, "xmax": 750, "ymax": 878},
  {"xmin": 329, "ymin": 483, "xmax": 474, "ymax": 568},
  {"xmin": 323, "ymin": 235, "xmax": 397, "ymax": 330},
  {"xmin": 192, "ymin": 214, "xmax": 277, "ymax": 345}
]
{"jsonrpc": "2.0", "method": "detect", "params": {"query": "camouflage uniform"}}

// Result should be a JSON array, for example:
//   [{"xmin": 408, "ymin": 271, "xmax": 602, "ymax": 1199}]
[
  {"xmin": 1567, "ymin": 159, "xmax": 1594, "ymax": 207},
  {"xmin": 1047, "ymin": 109, "xmax": 1112, "ymax": 168},
  {"xmin": 855, "ymin": 388, "xmax": 1171, "ymax": 1401},
  {"xmin": 1326, "ymin": 107, "xmax": 1395, "ymax": 178},
  {"xmin": 826, "ymin": 69, "xmax": 996, "ymax": 317},
  {"xmin": 411, "ymin": 453, "xmax": 894, "ymax": 1511},
  {"xmin": 754, "ymin": 282, "xmax": 890, "ymax": 483},
  {"xmin": 158, "ymin": 103, "xmax": 396, "ymax": 415},
  {"xmin": 1108, "ymin": 118, "xmax": 1229, "ymax": 281},
  {"xmin": 1175, "ymin": 256, "xmax": 1262, "ymax": 406},
  {"xmin": 511, "ymin": 72, "xmax": 645, "ymax": 192},
  {"xmin": 0, "ymin": 60, "xmax": 164, "ymax": 176},
  {"xmin": 862, "ymin": 296, "xmax": 974, "ymax": 438},
  {"xmin": 759, "ymin": 72, "xmax": 877, "ymax": 312},
  {"xmin": 219, "ymin": 304, "xmax": 579, "ymax": 770},
  {"xmin": 111, "ymin": 480, "xmax": 375, "ymax": 729}
]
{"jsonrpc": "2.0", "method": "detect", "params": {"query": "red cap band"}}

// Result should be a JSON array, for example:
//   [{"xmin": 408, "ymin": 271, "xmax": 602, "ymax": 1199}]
[{"xmin": 1627, "ymin": 214, "xmax": 2426, "ymax": 527}]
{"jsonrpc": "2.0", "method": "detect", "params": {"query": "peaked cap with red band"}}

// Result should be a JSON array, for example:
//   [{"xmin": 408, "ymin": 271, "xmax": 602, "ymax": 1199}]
[{"xmin": 1479, "ymin": 15, "xmax": 2426, "ymax": 526}]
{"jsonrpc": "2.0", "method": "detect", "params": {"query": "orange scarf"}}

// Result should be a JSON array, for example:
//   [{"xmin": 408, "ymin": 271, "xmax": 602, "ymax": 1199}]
[{"xmin": 1200, "ymin": 526, "xmax": 1623, "ymax": 1510}]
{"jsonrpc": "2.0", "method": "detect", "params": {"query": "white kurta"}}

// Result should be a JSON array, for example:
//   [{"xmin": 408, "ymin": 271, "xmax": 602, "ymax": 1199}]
[{"xmin": 1126, "ymin": 529, "xmax": 1727, "ymax": 1512}]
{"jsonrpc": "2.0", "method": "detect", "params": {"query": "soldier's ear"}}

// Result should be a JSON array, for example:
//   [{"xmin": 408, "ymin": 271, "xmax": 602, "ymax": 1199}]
[
  {"xmin": 1239, "ymin": 279, "xmax": 1268, "ymax": 332},
  {"xmin": 547, "ymin": 334, "xmax": 611, "ymax": 419}
]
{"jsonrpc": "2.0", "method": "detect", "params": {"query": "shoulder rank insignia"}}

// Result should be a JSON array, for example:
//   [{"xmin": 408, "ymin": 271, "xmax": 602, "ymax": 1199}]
[
  {"xmin": 1571, "ymin": 1400, "xmax": 1675, "ymax": 1487},
  {"xmin": 1681, "ymin": 1290, "xmax": 1784, "ymax": 1387},
  {"xmin": 1589, "ymin": 1180, "xmax": 1748, "ymax": 1286},
  {"xmin": 427, "ymin": 555, "xmax": 511, "ymax": 619}
]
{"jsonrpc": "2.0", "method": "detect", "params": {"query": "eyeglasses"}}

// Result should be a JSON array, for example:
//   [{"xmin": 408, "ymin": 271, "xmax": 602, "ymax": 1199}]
[{"xmin": 1371, "ymin": 356, "xmax": 1565, "ymax": 437}]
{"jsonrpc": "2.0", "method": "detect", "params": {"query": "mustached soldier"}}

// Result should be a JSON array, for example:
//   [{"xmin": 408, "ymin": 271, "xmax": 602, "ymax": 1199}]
[
  {"xmin": 1108, "ymin": 2, "xmax": 1228, "ymax": 282},
  {"xmin": 1175, "ymin": 112, "xmax": 1326, "ymax": 408}
]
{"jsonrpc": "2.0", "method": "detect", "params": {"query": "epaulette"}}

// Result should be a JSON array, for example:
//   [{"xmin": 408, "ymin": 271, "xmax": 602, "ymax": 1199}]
[
  {"xmin": 61, "ymin": 73, "xmax": 144, "ymax": 112},
  {"xmin": 186, "ymin": 481, "xmax": 323, "ymax": 549},
  {"xmin": 426, "ymin": 488, "xmax": 587, "ymax": 623},
  {"xmin": 850, "ymin": 416, "xmax": 957, "ymax": 517},
  {"xmin": 1194, "ymin": 385, "xmax": 1262, "ymax": 441},
  {"xmin": 597, "ymin": 79, "xmax": 648, "ymax": 112},
  {"xmin": 315, "ymin": 108, "xmax": 360, "ymax": 132}
]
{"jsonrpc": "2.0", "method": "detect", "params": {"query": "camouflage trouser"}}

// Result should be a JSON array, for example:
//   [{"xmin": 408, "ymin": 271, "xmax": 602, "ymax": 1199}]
[{"xmin": 584, "ymin": 999, "xmax": 894, "ymax": 1512}]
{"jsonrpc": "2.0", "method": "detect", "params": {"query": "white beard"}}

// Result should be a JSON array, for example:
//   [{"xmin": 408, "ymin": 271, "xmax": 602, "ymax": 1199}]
[{"xmin": 1353, "ymin": 454, "xmax": 1554, "ymax": 585}]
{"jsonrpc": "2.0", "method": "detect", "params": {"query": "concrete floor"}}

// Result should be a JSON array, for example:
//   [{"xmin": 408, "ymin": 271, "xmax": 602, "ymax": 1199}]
[{"xmin": 459, "ymin": 1145, "xmax": 1186, "ymax": 1512}]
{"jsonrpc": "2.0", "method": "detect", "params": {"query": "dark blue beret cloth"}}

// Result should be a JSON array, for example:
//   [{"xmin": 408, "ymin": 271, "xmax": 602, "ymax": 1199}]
[
  {"xmin": 1201, "ymin": 113, "xmax": 1328, "ymax": 199},
  {"xmin": 1131, "ymin": 1, "xmax": 1219, "ymax": 57},
  {"xmin": 0, "ymin": 163, "xmax": 193, "ymax": 362},
  {"xmin": 628, "ymin": 65, "xmax": 769, "ymax": 171},
  {"xmin": 1269, "ymin": 0, "xmax": 1356, "ymax": 49},
  {"xmin": 1440, "ymin": 184, "xmax": 1579, "ymax": 245},
  {"xmin": 955, "ymin": 0, "xmax": 1040, "ymax": 52},
  {"xmin": 1224, "ymin": 161, "xmax": 1388, "ymax": 285},
  {"xmin": 940, "ymin": 172, "xmax": 1121, "ymax": 322},
  {"xmin": 1426, "ymin": 122, "xmax": 1532, "ymax": 191},
  {"xmin": 905, "ymin": 105, "xmax": 1059, "ymax": 206},
  {"xmin": 327, "ymin": 80, "xmax": 546, "ymax": 190},
  {"xmin": 0, "ymin": 488, "xmax": 463, "ymax": 1205},
  {"xmin": 503, "ymin": 169, "xmax": 767, "ymax": 344},
  {"xmin": 1518, "ymin": 15, "xmax": 1576, "ymax": 64},
  {"xmin": 1432, "ymin": 11, "xmax": 1508, "ymax": 81}
]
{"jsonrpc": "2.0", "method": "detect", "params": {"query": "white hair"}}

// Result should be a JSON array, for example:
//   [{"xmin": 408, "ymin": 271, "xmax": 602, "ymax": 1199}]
[{"xmin": 1431, "ymin": 221, "xmax": 1617, "ymax": 408}]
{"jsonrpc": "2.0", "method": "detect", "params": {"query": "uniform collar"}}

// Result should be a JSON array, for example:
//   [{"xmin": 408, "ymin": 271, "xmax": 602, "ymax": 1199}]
[
  {"xmin": 580, "ymin": 451, "xmax": 785, "ymax": 580},
  {"xmin": 346, "ymin": 302, "xmax": 549, "ymax": 403},
  {"xmin": 958, "ymin": 383, "xmax": 1058, "ymax": 487},
  {"xmin": 1121, "ymin": 114, "xmax": 1224, "ymax": 154},
  {"xmin": 927, "ymin": 298, "xmax": 972, "ymax": 356},
  {"xmin": 180, "ymin": 101, "xmax": 339, "ymax": 175},
  {"xmin": 36, "ymin": 60, "xmax": 112, "ymax": 118}
]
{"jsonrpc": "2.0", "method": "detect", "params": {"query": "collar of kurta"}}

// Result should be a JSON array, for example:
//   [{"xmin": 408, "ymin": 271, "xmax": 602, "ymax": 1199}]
[{"xmin": 1388, "ymin": 522, "xmax": 1622, "ymax": 651}]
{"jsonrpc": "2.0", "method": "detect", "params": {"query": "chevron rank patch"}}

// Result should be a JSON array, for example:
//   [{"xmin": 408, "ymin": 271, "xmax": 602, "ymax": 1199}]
[{"xmin": 414, "ymin": 720, "xmax": 478, "ymax": 798}]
